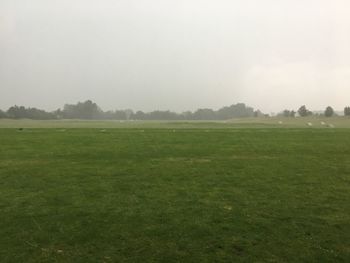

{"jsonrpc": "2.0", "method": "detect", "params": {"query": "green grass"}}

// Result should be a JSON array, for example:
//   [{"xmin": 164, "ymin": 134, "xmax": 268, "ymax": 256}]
[
  {"xmin": 0, "ymin": 116, "xmax": 349, "ymax": 129},
  {"xmin": 0, "ymin": 127, "xmax": 350, "ymax": 262}
]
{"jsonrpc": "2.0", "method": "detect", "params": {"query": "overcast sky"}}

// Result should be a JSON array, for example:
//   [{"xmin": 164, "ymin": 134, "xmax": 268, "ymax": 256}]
[{"xmin": 1, "ymin": 0, "xmax": 349, "ymax": 113}]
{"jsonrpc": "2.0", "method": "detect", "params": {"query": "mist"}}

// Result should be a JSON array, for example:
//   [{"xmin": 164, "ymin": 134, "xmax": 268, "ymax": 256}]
[{"xmin": 1, "ymin": 0, "xmax": 349, "ymax": 113}]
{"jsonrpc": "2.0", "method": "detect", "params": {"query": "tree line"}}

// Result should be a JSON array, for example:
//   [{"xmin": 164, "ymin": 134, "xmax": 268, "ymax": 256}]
[
  {"xmin": 0, "ymin": 100, "xmax": 349, "ymax": 120},
  {"xmin": 0, "ymin": 100, "xmax": 256, "ymax": 120},
  {"xmin": 280, "ymin": 105, "xmax": 350, "ymax": 118}
]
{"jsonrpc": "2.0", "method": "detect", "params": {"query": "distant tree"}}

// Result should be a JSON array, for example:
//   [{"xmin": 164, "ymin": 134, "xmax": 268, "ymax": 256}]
[
  {"xmin": 298, "ymin": 105, "xmax": 312, "ymax": 117},
  {"xmin": 298, "ymin": 105, "xmax": 307, "ymax": 117},
  {"xmin": 147, "ymin": 110, "xmax": 179, "ymax": 120},
  {"xmin": 193, "ymin": 108, "xmax": 216, "ymax": 120},
  {"xmin": 27, "ymin": 108, "xmax": 56, "ymax": 119},
  {"xmin": 325, "ymin": 106, "xmax": 334, "ymax": 117},
  {"xmin": 114, "ymin": 110, "xmax": 127, "ymax": 120},
  {"xmin": 100, "ymin": 110, "xmax": 116, "ymax": 120},
  {"xmin": 216, "ymin": 103, "xmax": 254, "ymax": 119},
  {"xmin": 181, "ymin": 111, "xmax": 193, "ymax": 120},
  {"xmin": 282, "ymin": 110, "xmax": 291, "ymax": 117},
  {"xmin": 63, "ymin": 100, "xmax": 102, "ymax": 119},
  {"xmin": 53, "ymin": 108, "xmax": 63, "ymax": 119},
  {"xmin": 344, "ymin": 107, "xmax": 350, "ymax": 116},
  {"xmin": 254, "ymin": 110, "xmax": 264, "ymax": 117},
  {"xmin": 134, "ymin": 111, "xmax": 146, "ymax": 120},
  {"xmin": 0, "ymin": 109, "xmax": 7, "ymax": 118},
  {"xmin": 6, "ymin": 105, "xmax": 56, "ymax": 119},
  {"xmin": 290, "ymin": 110, "xmax": 296, "ymax": 118},
  {"xmin": 7, "ymin": 106, "xmax": 25, "ymax": 119}
]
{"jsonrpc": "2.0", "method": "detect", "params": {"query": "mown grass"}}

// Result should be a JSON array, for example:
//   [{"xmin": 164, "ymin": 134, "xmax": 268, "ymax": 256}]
[
  {"xmin": 0, "ymin": 128, "xmax": 350, "ymax": 262},
  {"xmin": 0, "ymin": 116, "xmax": 349, "ymax": 129}
]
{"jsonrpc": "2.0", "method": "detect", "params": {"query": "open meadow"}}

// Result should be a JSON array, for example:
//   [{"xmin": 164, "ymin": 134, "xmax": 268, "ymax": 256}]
[
  {"xmin": 0, "ymin": 119, "xmax": 350, "ymax": 262},
  {"xmin": 0, "ymin": 116, "xmax": 350, "ymax": 129}
]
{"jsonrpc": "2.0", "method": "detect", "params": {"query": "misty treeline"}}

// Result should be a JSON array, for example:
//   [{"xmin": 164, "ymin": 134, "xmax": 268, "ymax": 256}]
[
  {"xmin": 0, "ymin": 100, "xmax": 349, "ymax": 120},
  {"xmin": 0, "ymin": 100, "xmax": 258, "ymax": 120},
  {"xmin": 280, "ymin": 105, "xmax": 349, "ymax": 118}
]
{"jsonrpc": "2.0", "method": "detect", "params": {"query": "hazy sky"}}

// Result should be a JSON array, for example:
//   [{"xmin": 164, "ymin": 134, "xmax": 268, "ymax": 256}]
[{"xmin": 1, "ymin": 0, "xmax": 349, "ymax": 113}]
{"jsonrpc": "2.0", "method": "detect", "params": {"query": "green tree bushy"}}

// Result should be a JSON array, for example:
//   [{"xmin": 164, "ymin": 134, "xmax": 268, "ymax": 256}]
[
  {"xmin": 298, "ymin": 105, "xmax": 312, "ymax": 117},
  {"xmin": 325, "ymin": 106, "xmax": 334, "ymax": 117}
]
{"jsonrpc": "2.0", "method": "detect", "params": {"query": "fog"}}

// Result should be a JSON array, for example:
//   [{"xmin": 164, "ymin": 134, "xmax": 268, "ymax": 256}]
[{"xmin": 1, "ymin": 0, "xmax": 349, "ymax": 113}]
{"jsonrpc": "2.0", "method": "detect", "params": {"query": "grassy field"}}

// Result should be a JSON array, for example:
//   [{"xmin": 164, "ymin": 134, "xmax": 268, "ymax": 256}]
[
  {"xmin": 0, "ymin": 124, "xmax": 350, "ymax": 262},
  {"xmin": 0, "ymin": 116, "xmax": 349, "ymax": 129}
]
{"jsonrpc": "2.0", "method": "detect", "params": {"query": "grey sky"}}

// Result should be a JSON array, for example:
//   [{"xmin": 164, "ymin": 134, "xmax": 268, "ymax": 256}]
[{"xmin": 1, "ymin": 0, "xmax": 349, "ymax": 113}]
